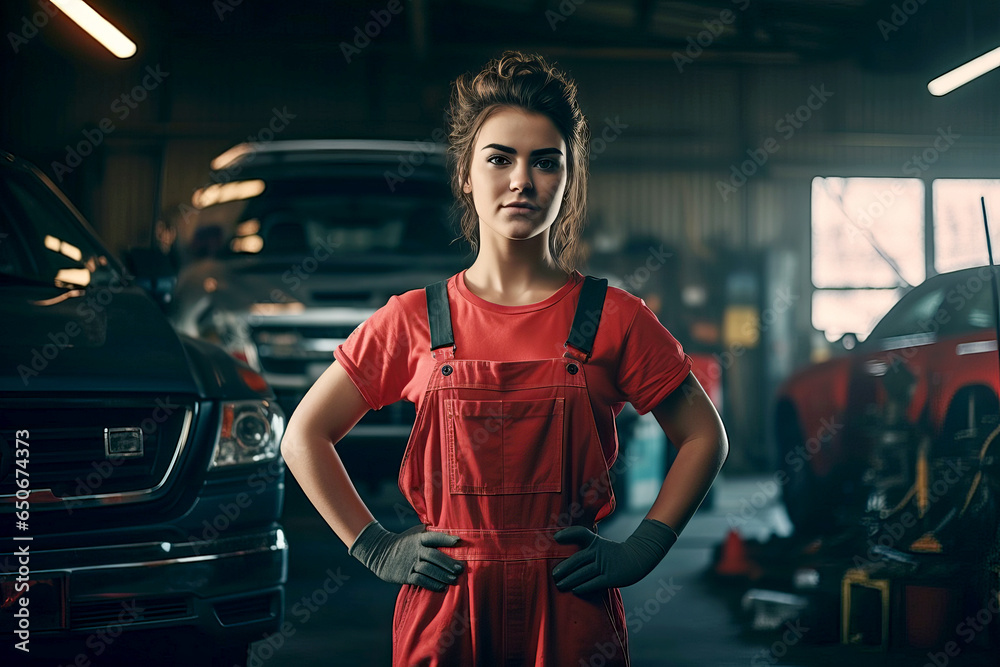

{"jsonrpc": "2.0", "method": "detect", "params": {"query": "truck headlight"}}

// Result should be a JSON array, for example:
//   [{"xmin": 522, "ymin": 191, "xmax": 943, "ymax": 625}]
[{"xmin": 209, "ymin": 399, "xmax": 285, "ymax": 468}]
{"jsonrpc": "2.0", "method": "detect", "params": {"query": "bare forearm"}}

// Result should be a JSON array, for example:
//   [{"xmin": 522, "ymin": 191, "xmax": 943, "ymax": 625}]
[
  {"xmin": 644, "ymin": 434, "xmax": 727, "ymax": 535},
  {"xmin": 281, "ymin": 429, "xmax": 375, "ymax": 549}
]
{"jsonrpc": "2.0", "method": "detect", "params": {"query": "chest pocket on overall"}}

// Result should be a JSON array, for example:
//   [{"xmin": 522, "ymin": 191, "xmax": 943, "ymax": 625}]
[{"xmin": 445, "ymin": 397, "xmax": 565, "ymax": 495}]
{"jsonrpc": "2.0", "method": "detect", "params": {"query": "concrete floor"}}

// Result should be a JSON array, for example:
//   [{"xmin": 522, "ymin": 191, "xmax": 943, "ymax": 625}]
[{"xmin": 259, "ymin": 473, "xmax": 999, "ymax": 667}]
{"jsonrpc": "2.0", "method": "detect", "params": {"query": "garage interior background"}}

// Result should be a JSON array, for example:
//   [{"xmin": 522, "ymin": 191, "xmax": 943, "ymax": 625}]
[{"xmin": 1, "ymin": 0, "xmax": 999, "ymax": 473}]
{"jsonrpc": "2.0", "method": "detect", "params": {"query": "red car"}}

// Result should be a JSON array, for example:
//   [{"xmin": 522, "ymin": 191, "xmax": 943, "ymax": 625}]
[{"xmin": 775, "ymin": 265, "xmax": 999, "ymax": 535}]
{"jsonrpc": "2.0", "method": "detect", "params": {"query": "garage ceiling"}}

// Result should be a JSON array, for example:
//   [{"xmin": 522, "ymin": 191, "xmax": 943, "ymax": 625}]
[
  {"xmin": 151, "ymin": 0, "xmax": 999, "ymax": 72},
  {"xmin": 4, "ymin": 0, "xmax": 996, "ymax": 78}
]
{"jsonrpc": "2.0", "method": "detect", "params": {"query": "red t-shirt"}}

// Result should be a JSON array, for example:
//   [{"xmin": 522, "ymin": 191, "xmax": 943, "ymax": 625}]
[{"xmin": 333, "ymin": 269, "xmax": 693, "ymax": 465}]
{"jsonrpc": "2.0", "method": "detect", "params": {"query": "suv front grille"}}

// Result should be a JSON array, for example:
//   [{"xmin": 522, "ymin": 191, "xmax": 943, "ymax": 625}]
[
  {"xmin": 251, "ymin": 323, "xmax": 357, "ymax": 375},
  {"xmin": 0, "ymin": 397, "xmax": 194, "ymax": 510},
  {"xmin": 213, "ymin": 592, "xmax": 279, "ymax": 626},
  {"xmin": 71, "ymin": 596, "xmax": 192, "ymax": 629}
]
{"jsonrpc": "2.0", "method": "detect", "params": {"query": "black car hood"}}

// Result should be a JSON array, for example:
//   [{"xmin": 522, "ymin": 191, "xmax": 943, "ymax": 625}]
[{"xmin": 0, "ymin": 284, "xmax": 199, "ymax": 394}]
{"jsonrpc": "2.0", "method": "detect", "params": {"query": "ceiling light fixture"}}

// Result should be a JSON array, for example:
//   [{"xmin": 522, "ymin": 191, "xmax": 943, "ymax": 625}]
[
  {"xmin": 51, "ymin": 0, "xmax": 136, "ymax": 58},
  {"xmin": 927, "ymin": 44, "xmax": 1000, "ymax": 96}
]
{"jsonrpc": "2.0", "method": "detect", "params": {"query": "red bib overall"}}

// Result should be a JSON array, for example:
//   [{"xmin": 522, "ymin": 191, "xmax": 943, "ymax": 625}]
[{"xmin": 393, "ymin": 276, "xmax": 630, "ymax": 666}]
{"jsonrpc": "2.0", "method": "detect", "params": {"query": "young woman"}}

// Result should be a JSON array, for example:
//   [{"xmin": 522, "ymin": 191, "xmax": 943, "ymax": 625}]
[{"xmin": 281, "ymin": 50, "xmax": 729, "ymax": 666}]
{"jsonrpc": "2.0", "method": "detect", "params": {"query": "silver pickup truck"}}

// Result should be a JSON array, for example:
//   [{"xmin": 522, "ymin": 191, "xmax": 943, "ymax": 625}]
[{"xmin": 170, "ymin": 140, "xmax": 472, "ymax": 488}]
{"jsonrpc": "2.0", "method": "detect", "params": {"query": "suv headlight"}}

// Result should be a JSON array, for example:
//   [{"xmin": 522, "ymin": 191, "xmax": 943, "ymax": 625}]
[{"xmin": 209, "ymin": 399, "xmax": 285, "ymax": 468}]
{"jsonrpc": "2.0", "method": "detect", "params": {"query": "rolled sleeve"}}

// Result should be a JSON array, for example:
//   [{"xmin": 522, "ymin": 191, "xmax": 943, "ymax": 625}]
[
  {"xmin": 617, "ymin": 300, "xmax": 694, "ymax": 415},
  {"xmin": 333, "ymin": 344, "xmax": 383, "ymax": 412},
  {"xmin": 331, "ymin": 295, "xmax": 408, "ymax": 411}
]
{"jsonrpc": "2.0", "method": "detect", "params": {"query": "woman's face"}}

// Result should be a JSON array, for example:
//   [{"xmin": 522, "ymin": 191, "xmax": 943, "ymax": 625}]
[{"xmin": 462, "ymin": 107, "xmax": 568, "ymax": 244}]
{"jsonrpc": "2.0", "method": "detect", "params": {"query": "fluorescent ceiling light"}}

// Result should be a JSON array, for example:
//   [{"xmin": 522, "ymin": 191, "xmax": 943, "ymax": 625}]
[
  {"xmin": 211, "ymin": 144, "xmax": 252, "ymax": 170},
  {"xmin": 52, "ymin": 0, "xmax": 136, "ymax": 58},
  {"xmin": 928, "ymin": 44, "xmax": 1000, "ymax": 96},
  {"xmin": 192, "ymin": 180, "xmax": 267, "ymax": 208}
]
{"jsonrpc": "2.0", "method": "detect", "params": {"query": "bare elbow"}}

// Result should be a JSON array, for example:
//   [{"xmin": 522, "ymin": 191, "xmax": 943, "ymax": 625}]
[
  {"xmin": 279, "ymin": 427, "xmax": 297, "ymax": 461},
  {"xmin": 281, "ymin": 412, "xmax": 346, "ymax": 461},
  {"xmin": 715, "ymin": 422, "xmax": 731, "ymax": 469},
  {"xmin": 280, "ymin": 419, "xmax": 309, "ymax": 461},
  {"xmin": 718, "ymin": 433, "xmax": 731, "ymax": 467}
]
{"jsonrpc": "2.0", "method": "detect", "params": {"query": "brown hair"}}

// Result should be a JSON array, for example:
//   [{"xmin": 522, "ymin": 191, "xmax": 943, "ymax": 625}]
[{"xmin": 445, "ymin": 50, "xmax": 591, "ymax": 273}]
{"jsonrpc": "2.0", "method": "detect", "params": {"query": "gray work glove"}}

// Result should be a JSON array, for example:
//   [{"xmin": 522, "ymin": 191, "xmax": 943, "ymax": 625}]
[
  {"xmin": 551, "ymin": 519, "xmax": 678, "ymax": 594},
  {"xmin": 348, "ymin": 520, "xmax": 464, "ymax": 592}
]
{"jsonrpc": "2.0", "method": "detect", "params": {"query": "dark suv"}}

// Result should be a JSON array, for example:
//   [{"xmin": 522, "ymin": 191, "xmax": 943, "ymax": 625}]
[{"xmin": 0, "ymin": 150, "xmax": 287, "ymax": 666}]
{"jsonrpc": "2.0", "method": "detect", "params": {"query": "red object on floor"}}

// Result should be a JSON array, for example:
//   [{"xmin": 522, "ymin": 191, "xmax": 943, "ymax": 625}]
[
  {"xmin": 905, "ymin": 585, "xmax": 959, "ymax": 648},
  {"xmin": 716, "ymin": 529, "xmax": 752, "ymax": 576}
]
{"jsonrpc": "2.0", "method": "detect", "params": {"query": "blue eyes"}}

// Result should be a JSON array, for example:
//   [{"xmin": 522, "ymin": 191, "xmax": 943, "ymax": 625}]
[{"xmin": 487, "ymin": 155, "xmax": 560, "ymax": 170}]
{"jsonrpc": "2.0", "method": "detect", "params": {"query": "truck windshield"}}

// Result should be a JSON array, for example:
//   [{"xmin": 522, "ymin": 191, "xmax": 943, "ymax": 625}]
[
  {"xmin": 187, "ymin": 175, "xmax": 464, "ymax": 261},
  {"xmin": 0, "ymin": 165, "xmax": 115, "ymax": 288}
]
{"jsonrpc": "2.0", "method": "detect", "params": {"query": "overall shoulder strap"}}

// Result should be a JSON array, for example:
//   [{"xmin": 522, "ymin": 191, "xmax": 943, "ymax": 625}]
[
  {"xmin": 565, "ymin": 275, "xmax": 608, "ymax": 362},
  {"xmin": 425, "ymin": 279, "xmax": 455, "ymax": 354}
]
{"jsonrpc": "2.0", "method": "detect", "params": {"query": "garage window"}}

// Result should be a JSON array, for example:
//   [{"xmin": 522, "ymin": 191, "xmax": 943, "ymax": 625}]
[
  {"xmin": 932, "ymin": 179, "xmax": 1000, "ymax": 273},
  {"xmin": 810, "ymin": 176, "xmax": 924, "ymax": 342}
]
